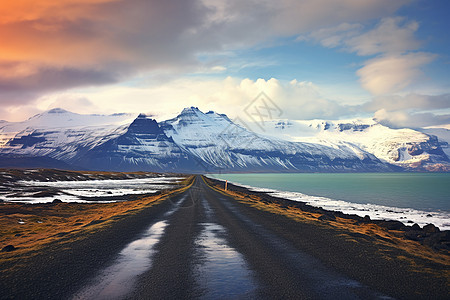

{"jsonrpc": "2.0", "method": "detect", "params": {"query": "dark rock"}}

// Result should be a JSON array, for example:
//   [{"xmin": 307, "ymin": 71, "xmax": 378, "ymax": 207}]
[
  {"xmin": 379, "ymin": 220, "xmax": 406, "ymax": 230},
  {"xmin": 343, "ymin": 214, "xmax": 361, "ymax": 221},
  {"xmin": 318, "ymin": 214, "xmax": 336, "ymax": 221},
  {"xmin": 404, "ymin": 232, "xmax": 421, "ymax": 241},
  {"xmin": 407, "ymin": 220, "xmax": 414, "ymax": 223},
  {"xmin": 1, "ymin": 245, "xmax": 17, "ymax": 252},
  {"xmin": 426, "ymin": 214, "xmax": 433, "ymax": 217},
  {"xmin": 411, "ymin": 223, "xmax": 421, "ymax": 231},
  {"xmin": 421, "ymin": 232, "xmax": 448, "ymax": 249},
  {"xmin": 363, "ymin": 215, "xmax": 371, "ymax": 222},
  {"xmin": 52, "ymin": 199, "xmax": 63, "ymax": 203},
  {"xmin": 423, "ymin": 224, "xmax": 440, "ymax": 233}
]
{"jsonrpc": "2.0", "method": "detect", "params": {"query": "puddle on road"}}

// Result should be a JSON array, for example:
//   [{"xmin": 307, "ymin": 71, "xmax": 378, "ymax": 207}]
[
  {"xmin": 71, "ymin": 194, "xmax": 187, "ymax": 300},
  {"xmin": 71, "ymin": 221, "xmax": 168, "ymax": 300},
  {"xmin": 195, "ymin": 222, "xmax": 257, "ymax": 299}
]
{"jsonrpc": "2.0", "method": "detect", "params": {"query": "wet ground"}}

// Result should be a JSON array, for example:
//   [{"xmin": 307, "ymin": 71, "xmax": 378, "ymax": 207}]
[
  {"xmin": 1, "ymin": 175, "xmax": 448, "ymax": 299},
  {"xmin": 70, "ymin": 177, "xmax": 388, "ymax": 299}
]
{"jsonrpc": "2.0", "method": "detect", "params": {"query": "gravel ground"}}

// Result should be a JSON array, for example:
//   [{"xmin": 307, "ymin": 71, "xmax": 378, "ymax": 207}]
[{"xmin": 1, "ymin": 175, "xmax": 448, "ymax": 299}]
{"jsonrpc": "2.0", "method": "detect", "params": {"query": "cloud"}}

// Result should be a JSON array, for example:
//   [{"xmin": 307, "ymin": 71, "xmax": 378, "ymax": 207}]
[
  {"xmin": 302, "ymin": 17, "xmax": 419, "ymax": 54},
  {"xmin": 346, "ymin": 17, "xmax": 420, "ymax": 55},
  {"xmin": 364, "ymin": 93, "xmax": 450, "ymax": 112},
  {"xmin": 6, "ymin": 75, "xmax": 448, "ymax": 129},
  {"xmin": 300, "ymin": 17, "xmax": 434, "ymax": 95},
  {"xmin": 3, "ymin": 77, "xmax": 351, "ymax": 122},
  {"xmin": 264, "ymin": 0, "xmax": 408, "ymax": 35},
  {"xmin": 0, "ymin": 0, "xmax": 408, "ymax": 104},
  {"xmin": 0, "ymin": 62, "xmax": 118, "ymax": 105},
  {"xmin": 357, "ymin": 52, "xmax": 435, "ymax": 95},
  {"xmin": 302, "ymin": 23, "xmax": 363, "ymax": 47},
  {"xmin": 374, "ymin": 109, "xmax": 450, "ymax": 129},
  {"xmin": 361, "ymin": 93, "xmax": 450, "ymax": 128},
  {"xmin": 347, "ymin": 17, "xmax": 433, "ymax": 96},
  {"xmin": 259, "ymin": 79, "xmax": 352, "ymax": 120}
]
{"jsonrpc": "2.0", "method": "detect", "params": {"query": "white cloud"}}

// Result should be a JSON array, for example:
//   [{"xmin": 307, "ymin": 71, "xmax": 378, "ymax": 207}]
[
  {"xmin": 300, "ymin": 23, "xmax": 363, "ymax": 47},
  {"xmin": 6, "ymin": 77, "xmax": 449, "ymax": 129},
  {"xmin": 300, "ymin": 17, "xmax": 433, "ymax": 95},
  {"xmin": 363, "ymin": 93, "xmax": 450, "ymax": 128},
  {"xmin": 5, "ymin": 77, "xmax": 351, "ymax": 122},
  {"xmin": 347, "ymin": 17, "xmax": 420, "ymax": 55},
  {"xmin": 357, "ymin": 52, "xmax": 435, "ymax": 95},
  {"xmin": 364, "ymin": 93, "xmax": 450, "ymax": 112},
  {"xmin": 265, "ymin": 0, "xmax": 408, "ymax": 35},
  {"xmin": 374, "ymin": 109, "xmax": 450, "ymax": 128},
  {"xmin": 302, "ymin": 17, "xmax": 419, "ymax": 55}
]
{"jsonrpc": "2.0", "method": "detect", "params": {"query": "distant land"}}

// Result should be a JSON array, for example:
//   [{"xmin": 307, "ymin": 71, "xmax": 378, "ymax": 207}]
[{"xmin": 0, "ymin": 107, "xmax": 449, "ymax": 172}]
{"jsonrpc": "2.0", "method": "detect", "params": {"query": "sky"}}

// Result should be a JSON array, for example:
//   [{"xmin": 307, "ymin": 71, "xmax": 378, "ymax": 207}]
[{"xmin": 0, "ymin": 0, "xmax": 449, "ymax": 128}]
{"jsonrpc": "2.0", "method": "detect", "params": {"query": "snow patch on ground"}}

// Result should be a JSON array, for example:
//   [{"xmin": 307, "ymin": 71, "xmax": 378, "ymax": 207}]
[{"xmin": 0, "ymin": 177, "xmax": 183, "ymax": 204}]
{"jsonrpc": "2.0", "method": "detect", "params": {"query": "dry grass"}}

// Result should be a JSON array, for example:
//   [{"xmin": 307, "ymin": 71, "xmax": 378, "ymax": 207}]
[
  {"xmin": 0, "ymin": 176, "xmax": 194, "ymax": 262},
  {"xmin": 204, "ymin": 177, "xmax": 450, "ymax": 280}
]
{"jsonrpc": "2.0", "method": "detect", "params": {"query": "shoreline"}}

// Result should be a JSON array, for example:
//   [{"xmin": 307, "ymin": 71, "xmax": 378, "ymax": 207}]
[
  {"xmin": 204, "ymin": 176, "xmax": 450, "ymax": 253},
  {"xmin": 0, "ymin": 172, "xmax": 448, "ymax": 299},
  {"xmin": 207, "ymin": 174, "xmax": 450, "ymax": 231},
  {"xmin": 203, "ymin": 176, "xmax": 449, "ymax": 299}
]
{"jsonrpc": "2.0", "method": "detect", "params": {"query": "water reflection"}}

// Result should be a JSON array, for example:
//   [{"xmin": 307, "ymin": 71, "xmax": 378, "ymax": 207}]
[
  {"xmin": 195, "ymin": 222, "xmax": 257, "ymax": 299},
  {"xmin": 72, "ymin": 194, "xmax": 187, "ymax": 299},
  {"xmin": 71, "ymin": 221, "xmax": 168, "ymax": 300}
]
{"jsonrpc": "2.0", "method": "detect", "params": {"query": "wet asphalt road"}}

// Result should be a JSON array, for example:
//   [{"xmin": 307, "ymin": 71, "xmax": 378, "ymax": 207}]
[{"xmin": 71, "ymin": 176, "xmax": 389, "ymax": 300}]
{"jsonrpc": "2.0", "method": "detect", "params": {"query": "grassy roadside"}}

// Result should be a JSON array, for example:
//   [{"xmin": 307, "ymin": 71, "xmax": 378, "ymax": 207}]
[
  {"xmin": 203, "ymin": 176, "xmax": 450, "ymax": 283},
  {"xmin": 0, "ymin": 176, "xmax": 194, "ymax": 267}
]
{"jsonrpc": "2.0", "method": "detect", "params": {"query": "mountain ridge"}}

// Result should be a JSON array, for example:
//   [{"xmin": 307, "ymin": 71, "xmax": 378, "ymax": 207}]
[{"xmin": 0, "ymin": 107, "xmax": 448, "ymax": 172}]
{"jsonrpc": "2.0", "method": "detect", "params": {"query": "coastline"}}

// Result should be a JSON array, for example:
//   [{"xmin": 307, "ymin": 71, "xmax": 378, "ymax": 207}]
[
  {"xmin": 208, "ymin": 173, "xmax": 450, "ymax": 231},
  {"xmin": 0, "ymin": 173, "xmax": 448, "ymax": 299},
  {"xmin": 204, "ymin": 176, "xmax": 450, "ymax": 298},
  {"xmin": 205, "ymin": 176, "xmax": 450, "ymax": 253}
]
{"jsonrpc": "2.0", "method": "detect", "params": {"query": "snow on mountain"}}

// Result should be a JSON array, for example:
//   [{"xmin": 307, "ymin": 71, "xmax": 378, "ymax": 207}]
[
  {"xmin": 0, "ymin": 107, "xmax": 448, "ymax": 172},
  {"xmin": 419, "ymin": 127, "xmax": 450, "ymax": 159},
  {"xmin": 2, "ymin": 108, "xmax": 136, "ymax": 131},
  {"xmin": 0, "ymin": 108, "xmax": 137, "ymax": 148},
  {"xmin": 0, "ymin": 109, "xmax": 139, "ymax": 165},
  {"xmin": 260, "ymin": 119, "xmax": 450, "ymax": 171},
  {"xmin": 70, "ymin": 113, "xmax": 194, "ymax": 171},
  {"xmin": 160, "ymin": 107, "xmax": 390, "ymax": 172}
]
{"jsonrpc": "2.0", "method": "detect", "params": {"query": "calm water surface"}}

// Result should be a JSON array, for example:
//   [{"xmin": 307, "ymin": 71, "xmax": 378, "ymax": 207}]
[{"xmin": 210, "ymin": 173, "xmax": 450, "ymax": 212}]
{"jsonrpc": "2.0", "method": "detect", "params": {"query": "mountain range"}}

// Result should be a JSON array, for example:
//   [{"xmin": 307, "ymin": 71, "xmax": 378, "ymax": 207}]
[{"xmin": 0, "ymin": 107, "xmax": 448, "ymax": 172}]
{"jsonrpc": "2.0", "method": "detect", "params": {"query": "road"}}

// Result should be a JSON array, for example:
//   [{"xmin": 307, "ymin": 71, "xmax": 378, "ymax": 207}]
[{"xmin": 71, "ymin": 176, "xmax": 388, "ymax": 299}]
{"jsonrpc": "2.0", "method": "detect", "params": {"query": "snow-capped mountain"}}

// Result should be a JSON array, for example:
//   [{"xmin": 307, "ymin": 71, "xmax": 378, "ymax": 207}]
[
  {"xmin": 161, "ymin": 107, "xmax": 389, "ymax": 172},
  {"xmin": 260, "ymin": 119, "xmax": 450, "ymax": 172},
  {"xmin": 419, "ymin": 127, "xmax": 450, "ymax": 159},
  {"xmin": 0, "ymin": 107, "xmax": 448, "ymax": 172},
  {"xmin": 69, "ymin": 113, "xmax": 195, "ymax": 172}
]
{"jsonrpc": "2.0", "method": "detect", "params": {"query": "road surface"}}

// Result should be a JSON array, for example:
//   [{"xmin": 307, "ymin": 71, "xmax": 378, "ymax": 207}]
[{"xmin": 71, "ymin": 176, "xmax": 389, "ymax": 299}]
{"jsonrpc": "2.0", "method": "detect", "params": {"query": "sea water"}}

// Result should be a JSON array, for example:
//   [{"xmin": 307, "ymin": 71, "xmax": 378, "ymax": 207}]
[{"xmin": 209, "ymin": 173, "xmax": 450, "ymax": 230}]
